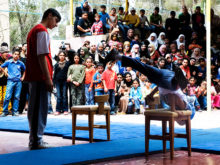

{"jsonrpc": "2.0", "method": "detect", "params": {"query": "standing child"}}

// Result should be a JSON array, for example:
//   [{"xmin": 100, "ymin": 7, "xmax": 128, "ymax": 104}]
[
  {"xmin": 67, "ymin": 54, "xmax": 85, "ymax": 106},
  {"xmin": 0, "ymin": 49, "xmax": 25, "ymax": 117},
  {"xmin": 127, "ymin": 78, "xmax": 143, "ymax": 114},
  {"xmin": 102, "ymin": 61, "xmax": 118, "ymax": 115},
  {"xmin": 92, "ymin": 63, "xmax": 104, "ymax": 96},
  {"xmin": 186, "ymin": 77, "xmax": 201, "ymax": 111},
  {"xmin": 85, "ymin": 58, "xmax": 96, "ymax": 105},
  {"xmin": 53, "ymin": 51, "xmax": 70, "ymax": 115}
]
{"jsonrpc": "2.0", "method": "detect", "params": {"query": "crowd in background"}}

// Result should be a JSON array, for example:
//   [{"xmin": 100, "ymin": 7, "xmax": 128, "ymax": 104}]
[
  {"xmin": 0, "ymin": 3, "xmax": 212, "ymax": 117},
  {"xmin": 211, "ymin": 9, "xmax": 220, "ymax": 109}
]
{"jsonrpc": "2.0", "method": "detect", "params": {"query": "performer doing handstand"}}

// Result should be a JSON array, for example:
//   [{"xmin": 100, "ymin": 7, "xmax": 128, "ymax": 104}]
[{"xmin": 106, "ymin": 49, "xmax": 195, "ymax": 123}]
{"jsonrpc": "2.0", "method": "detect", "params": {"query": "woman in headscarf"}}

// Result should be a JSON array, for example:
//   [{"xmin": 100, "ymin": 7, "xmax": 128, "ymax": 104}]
[
  {"xmin": 176, "ymin": 34, "xmax": 186, "ymax": 50},
  {"xmin": 131, "ymin": 44, "xmax": 140, "ymax": 58},
  {"xmin": 191, "ymin": 48, "xmax": 203, "ymax": 66},
  {"xmin": 79, "ymin": 47, "xmax": 90, "ymax": 63},
  {"xmin": 159, "ymin": 44, "xmax": 167, "ymax": 57},
  {"xmin": 147, "ymin": 33, "xmax": 159, "ymax": 49},
  {"xmin": 148, "ymin": 43, "xmax": 160, "ymax": 65},
  {"xmin": 157, "ymin": 32, "xmax": 166, "ymax": 45},
  {"xmin": 95, "ymin": 42, "xmax": 107, "ymax": 66},
  {"xmin": 140, "ymin": 42, "xmax": 150, "ymax": 58}
]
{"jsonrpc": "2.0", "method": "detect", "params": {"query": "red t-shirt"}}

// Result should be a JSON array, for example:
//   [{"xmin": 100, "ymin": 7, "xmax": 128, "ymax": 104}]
[
  {"xmin": 24, "ymin": 24, "xmax": 53, "ymax": 81},
  {"xmin": 85, "ymin": 67, "xmax": 96, "ymax": 85},
  {"xmin": 102, "ymin": 69, "xmax": 117, "ymax": 89}
]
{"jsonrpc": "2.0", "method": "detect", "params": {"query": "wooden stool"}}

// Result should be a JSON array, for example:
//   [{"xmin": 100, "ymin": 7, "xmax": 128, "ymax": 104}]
[
  {"xmin": 144, "ymin": 110, "xmax": 192, "ymax": 159},
  {"xmin": 71, "ymin": 95, "xmax": 110, "ymax": 144}
]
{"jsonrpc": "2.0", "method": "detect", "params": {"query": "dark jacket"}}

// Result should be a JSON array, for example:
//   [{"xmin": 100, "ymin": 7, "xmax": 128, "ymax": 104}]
[{"xmin": 53, "ymin": 61, "xmax": 71, "ymax": 83}]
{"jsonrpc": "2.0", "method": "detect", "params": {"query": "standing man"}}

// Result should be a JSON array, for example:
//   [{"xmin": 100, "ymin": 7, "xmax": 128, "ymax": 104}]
[
  {"xmin": 24, "ymin": 8, "xmax": 61, "ymax": 150},
  {"xmin": 0, "ymin": 49, "xmax": 25, "ymax": 117}
]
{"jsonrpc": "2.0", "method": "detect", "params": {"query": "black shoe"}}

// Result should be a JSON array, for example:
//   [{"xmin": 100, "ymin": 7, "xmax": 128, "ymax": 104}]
[
  {"xmin": 105, "ymin": 48, "xmax": 120, "ymax": 63},
  {"xmin": 29, "ymin": 141, "xmax": 51, "ymax": 150},
  {"xmin": 12, "ymin": 112, "xmax": 19, "ymax": 116},
  {"xmin": 0, "ymin": 113, "xmax": 8, "ymax": 117}
]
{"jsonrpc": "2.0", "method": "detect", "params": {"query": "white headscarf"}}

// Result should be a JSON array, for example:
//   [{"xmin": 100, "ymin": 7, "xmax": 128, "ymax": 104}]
[
  {"xmin": 131, "ymin": 44, "xmax": 140, "ymax": 58},
  {"xmin": 157, "ymin": 32, "xmax": 166, "ymax": 45},
  {"xmin": 178, "ymin": 43, "xmax": 185, "ymax": 50},
  {"xmin": 176, "ymin": 34, "xmax": 185, "ymax": 49},
  {"xmin": 148, "ymin": 33, "xmax": 158, "ymax": 49}
]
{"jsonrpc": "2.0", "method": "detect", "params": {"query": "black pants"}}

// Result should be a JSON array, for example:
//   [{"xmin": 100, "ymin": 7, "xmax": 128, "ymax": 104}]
[
  {"xmin": 18, "ymin": 82, "xmax": 29, "ymax": 114},
  {"xmin": 121, "ymin": 56, "xmax": 177, "ymax": 90}
]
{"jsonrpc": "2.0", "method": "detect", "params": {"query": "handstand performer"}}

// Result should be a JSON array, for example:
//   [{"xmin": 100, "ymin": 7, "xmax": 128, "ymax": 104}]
[{"xmin": 106, "ymin": 49, "xmax": 196, "ymax": 122}]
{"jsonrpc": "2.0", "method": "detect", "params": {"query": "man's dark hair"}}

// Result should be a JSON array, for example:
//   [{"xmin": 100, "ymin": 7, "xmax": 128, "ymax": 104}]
[
  {"xmin": 154, "ymin": 7, "xmax": 159, "ymax": 11},
  {"xmin": 196, "ymin": 6, "xmax": 201, "ymax": 10},
  {"xmin": 97, "ymin": 63, "xmax": 104, "ymax": 67},
  {"xmin": 12, "ymin": 48, "xmax": 21, "ymax": 55},
  {"xmin": 42, "ymin": 8, "xmax": 61, "ymax": 22},
  {"xmin": 67, "ymin": 49, "xmax": 76, "ymax": 64},
  {"xmin": 100, "ymin": 5, "xmax": 106, "ymax": 9},
  {"xmin": 170, "ymin": 11, "xmax": 176, "ymax": 16},
  {"xmin": 1, "ymin": 42, "xmax": 8, "ymax": 47},
  {"xmin": 22, "ymin": 43, "xmax": 27, "ymax": 47},
  {"xmin": 198, "ymin": 58, "xmax": 205, "ymax": 62},
  {"xmin": 140, "ymin": 9, "xmax": 145, "ymax": 13},
  {"xmin": 119, "ymin": 7, "xmax": 124, "ymax": 11},
  {"xmin": 82, "ymin": 11, "xmax": 89, "ymax": 15}
]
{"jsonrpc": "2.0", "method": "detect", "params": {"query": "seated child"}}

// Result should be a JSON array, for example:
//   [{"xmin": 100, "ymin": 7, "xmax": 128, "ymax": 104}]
[
  {"xmin": 91, "ymin": 14, "xmax": 104, "ymax": 35},
  {"xmin": 127, "ymin": 78, "xmax": 143, "ymax": 114}
]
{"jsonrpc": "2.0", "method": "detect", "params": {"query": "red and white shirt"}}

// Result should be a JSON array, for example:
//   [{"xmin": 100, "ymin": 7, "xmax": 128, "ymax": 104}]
[
  {"xmin": 25, "ymin": 24, "xmax": 53, "ymax": 82},
  {"xmin": 91, "ymin": 21, "xmax": 103, "ymax": 35}
]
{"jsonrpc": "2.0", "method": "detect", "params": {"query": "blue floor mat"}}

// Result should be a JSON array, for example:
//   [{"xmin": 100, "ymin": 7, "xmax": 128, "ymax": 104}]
[
  {"xmin": 0, "ymin": 116, "xmax": 187, "ymax": 140},
  {"xmin": 0, "ymin": 116, "xmax": 220, "ymax": 165}
]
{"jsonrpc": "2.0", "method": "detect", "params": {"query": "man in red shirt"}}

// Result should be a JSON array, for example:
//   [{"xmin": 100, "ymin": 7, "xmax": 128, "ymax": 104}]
[{"xmin": 25, "ymin": 8, "xmax": 61, "ymax": 150}]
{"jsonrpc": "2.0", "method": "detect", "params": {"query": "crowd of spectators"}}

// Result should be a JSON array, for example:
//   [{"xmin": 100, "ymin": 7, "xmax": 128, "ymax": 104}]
[
  {"xmin": 0, "ymin": 3, "xmax": 209, "ymax": 117},
  {"xmin": 211, "ymin": 9, "xmax": 220, "ymax": 109}
]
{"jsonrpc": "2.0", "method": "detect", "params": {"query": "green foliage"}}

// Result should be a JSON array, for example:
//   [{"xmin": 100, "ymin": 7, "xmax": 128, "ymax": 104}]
[{"xmin": 9, "ymin": 0, "xmax": 41, "ymax": 48}]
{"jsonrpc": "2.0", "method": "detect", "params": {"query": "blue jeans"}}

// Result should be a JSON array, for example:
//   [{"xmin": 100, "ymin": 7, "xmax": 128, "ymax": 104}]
[
  {"xmin": 95, "ymin": 90, "xmax": 104, "ymax": 96},
  {"xmin": 128, "ymin": 98, "xmax": 143, "ymax": 113},
  {"xmin": 108, "ymin": 89, "xmax": 115, "ymax": 112},
  {"xmin": 198, "ymin": 95, "xmax": 207, "ymax": 110},
  {"xmin": 3, "ymin": 80, "xmax": 22, "ymax": 114},
  {"xmin": 185, "ymin": 96, "xmax": 196, "ymax": 119},
  {"xmin": 81, "ymin": 32, "xmax": 92, "ymax": 37},
  {"xmin": 118, "ymin": 22, "xmax": 128, "ymax": 40},
  {"xmin": 55, "ymin": 81, "xmax": 68, "ymax": 112},
  {"xmin": 121, "ymin": 56, "xmax": 177, "ymax": 90},
  {"xmin": 139, "ymin": 25, "xmax": 151, "ymax": 40},
  {"xmin": 85, "ymin": 84, "xmax": 94, "ymax": 105}
]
